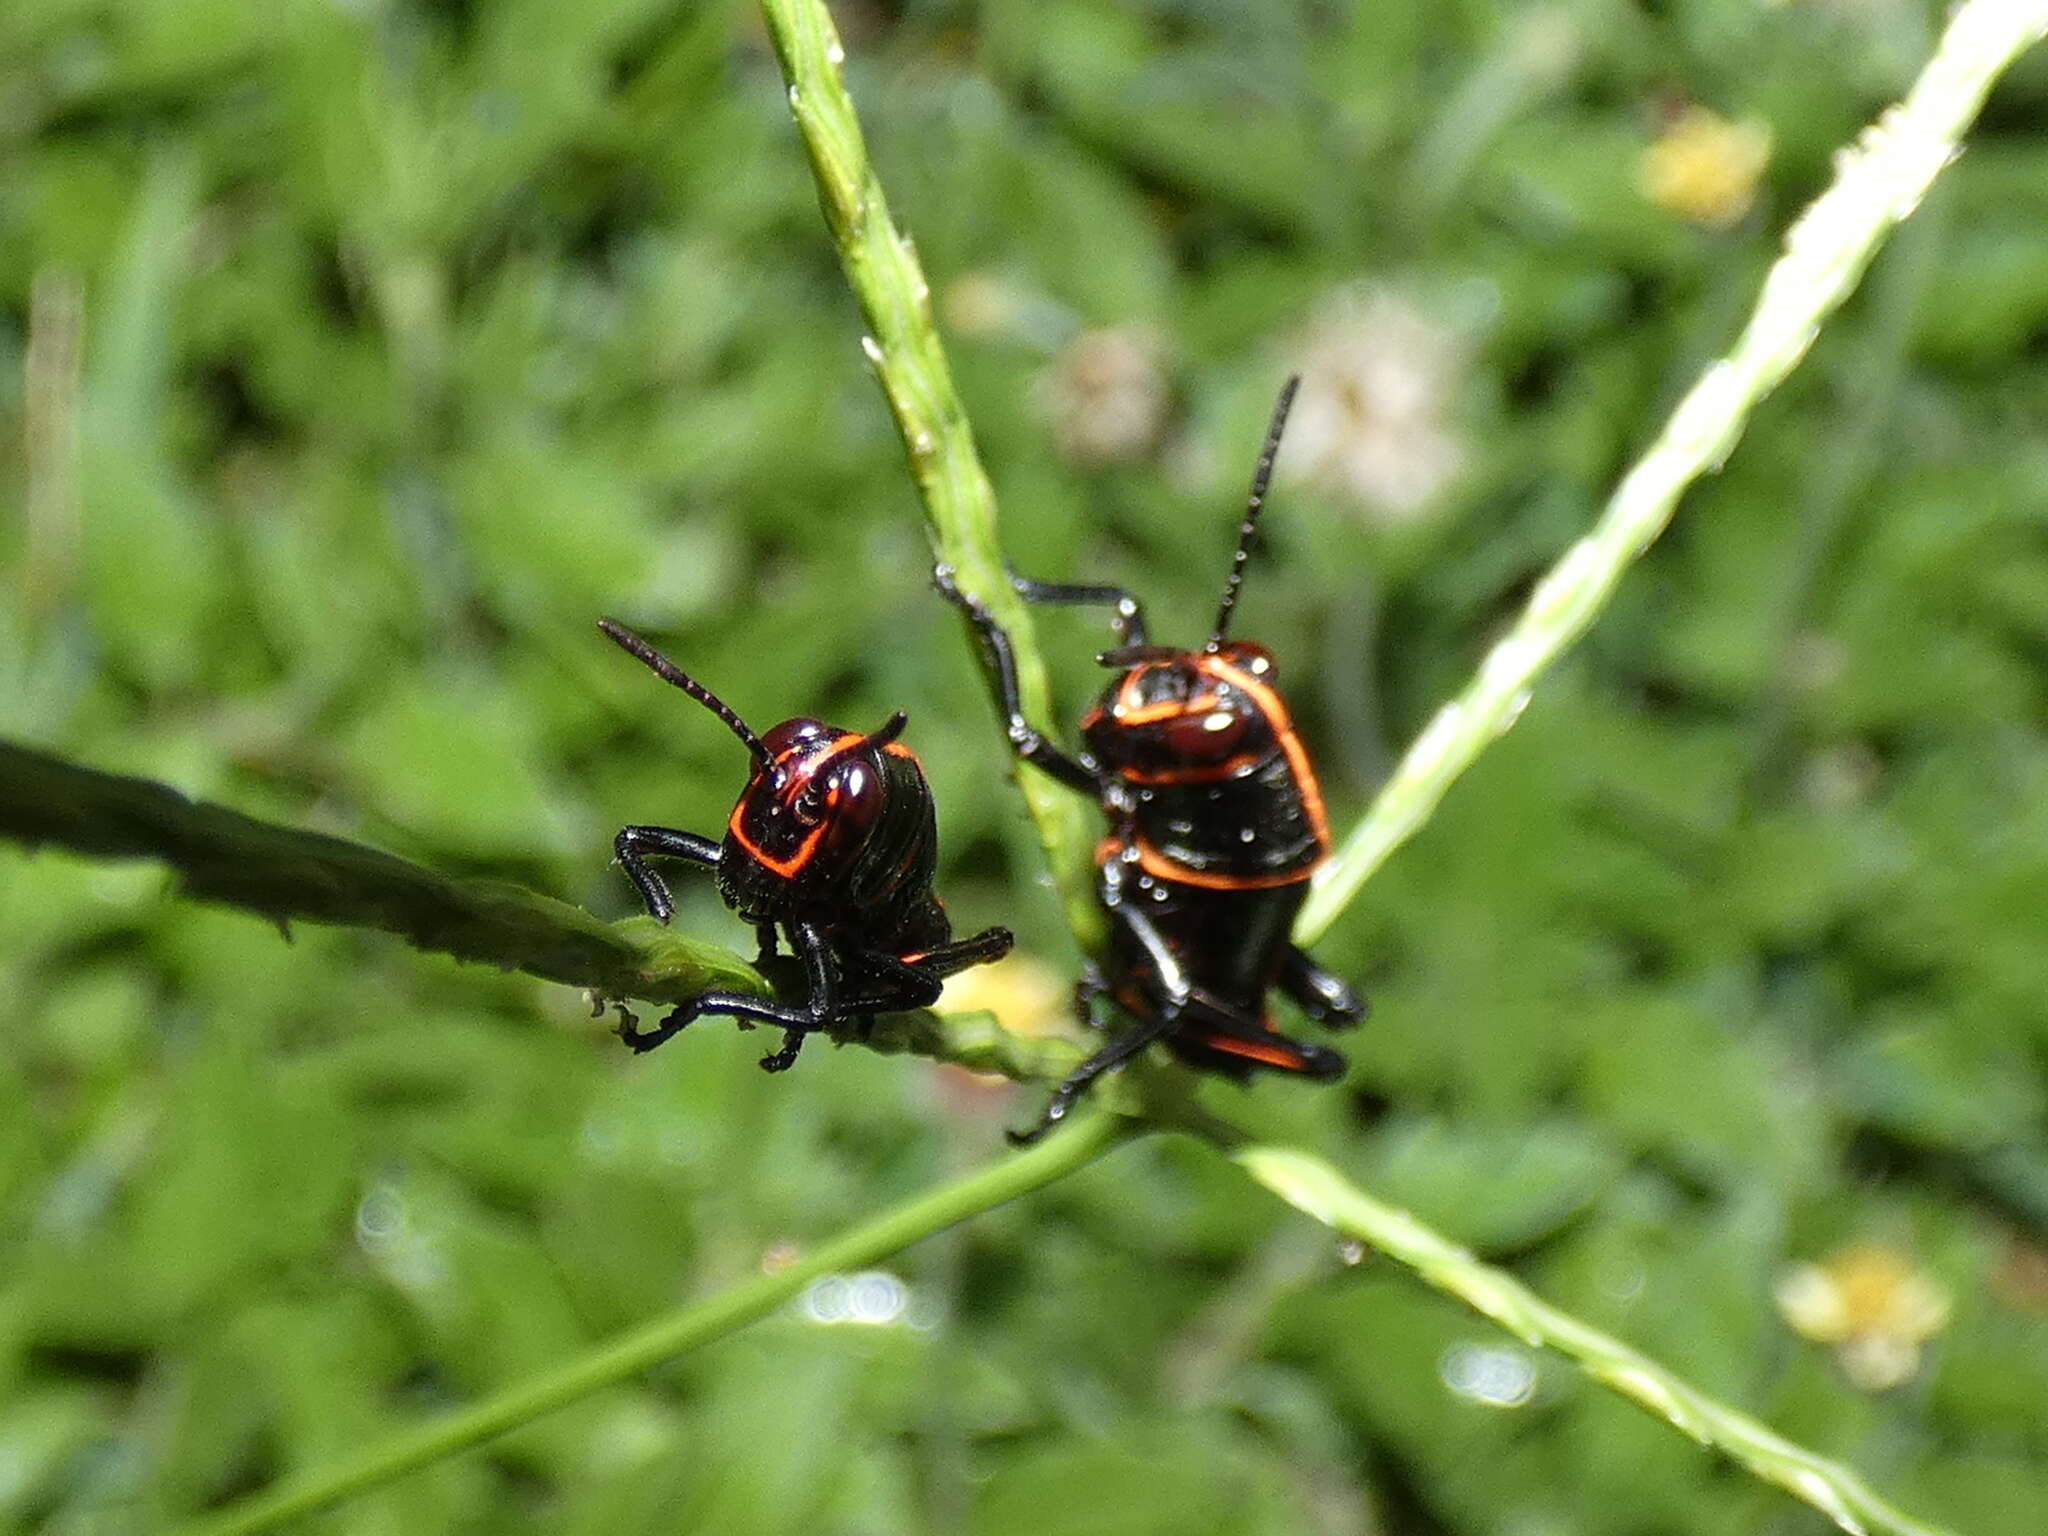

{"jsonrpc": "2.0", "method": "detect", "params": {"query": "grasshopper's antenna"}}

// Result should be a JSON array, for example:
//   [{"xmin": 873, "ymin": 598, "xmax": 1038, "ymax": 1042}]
[
  {"xmin": 1209, "ymin": 375, "xmax": 1300, "ymax": 648},
  {"xmin": 856, "ymin": 711, "xmax": 909, "ymax": 752},
  {"xmin": 599, "ymin": 619, "xmax": 769, "ymax": 764}
]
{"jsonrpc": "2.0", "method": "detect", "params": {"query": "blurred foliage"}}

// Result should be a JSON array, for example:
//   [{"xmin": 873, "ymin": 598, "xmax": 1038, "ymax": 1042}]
[{"xmin": 2, "ymin": 1, "xmax": 2047, "ymax": 1533}]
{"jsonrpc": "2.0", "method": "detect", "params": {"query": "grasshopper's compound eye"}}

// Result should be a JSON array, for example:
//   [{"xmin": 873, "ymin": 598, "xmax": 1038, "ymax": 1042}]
[
  {"xmin": 1211, "ymin": 639, "xmax": 1276, "ymax": 680},
  {"xmin": 761, "ymin": 718, "xmax": 833, "ymax": 761}
]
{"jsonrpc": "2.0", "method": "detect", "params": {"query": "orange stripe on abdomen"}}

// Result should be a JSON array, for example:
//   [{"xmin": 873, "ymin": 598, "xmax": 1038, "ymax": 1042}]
[
  {"xmin": 1132, "ymin": 835, "xmax": 1314, "ymax": 891},
  {"xmin": 1178, "ymin": 1028, "xmax": 1315, "ymax": 1072}
]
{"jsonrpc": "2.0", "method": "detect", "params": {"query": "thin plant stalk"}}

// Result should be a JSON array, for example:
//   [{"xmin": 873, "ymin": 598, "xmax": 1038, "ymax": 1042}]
[
  {"xmin": 1236, "ymin": 1145, "xmax": 1956, "ymax": 1536},
  {"xmin": 174, "ymin": 1111, "xmax": 1138, "ymax": 1536},
  {"xmin": 1297, "ymin": 0, "xmax": 2048, "ymax": 943},
  {"xmin": 755, "ymin": 0, "xmax": 1101, "ymax": 946},
  {"xmin": 0, "ymin": 740, "xmax": 766, "ymax": 1004}
]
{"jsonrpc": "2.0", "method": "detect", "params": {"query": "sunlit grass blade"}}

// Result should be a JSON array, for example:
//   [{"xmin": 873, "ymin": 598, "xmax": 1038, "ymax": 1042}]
[
  {"xmin": 1235, "ymin": 1145, "xmax": 1956, "ymax": 1536},
  {"xmin": 1297, "ymin": 0, "xmax": 2048, "ymax": 944}
]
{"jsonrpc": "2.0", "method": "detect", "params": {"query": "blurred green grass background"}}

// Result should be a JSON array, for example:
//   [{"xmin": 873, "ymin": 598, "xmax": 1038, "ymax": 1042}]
[{"xmin": 4, "ymin": 0, "xmax": 2048, "ymax": 1531}]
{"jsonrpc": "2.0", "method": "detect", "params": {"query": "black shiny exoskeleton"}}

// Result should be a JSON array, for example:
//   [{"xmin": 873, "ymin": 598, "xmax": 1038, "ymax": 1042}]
[
  {"xmin": 938, "ymin": 377, "xmax": 1364, "ymax": 1139},
  {"xmin": 600, "ymin": 619, "xmax": 1013, "ymax": 1072}
]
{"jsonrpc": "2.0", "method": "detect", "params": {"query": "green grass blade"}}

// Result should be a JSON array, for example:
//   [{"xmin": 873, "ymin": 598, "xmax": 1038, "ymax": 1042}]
[
  {"xmin": 1297, "ymin": 0, "xmax": 2048, "ymax": 944},
  {"xmin": 755, "ymin": 0, "xmax": 1102, "ymax": 948},
  {"xmin": 175, "ymin": 1111, "xmax": 1137, "ymax": 1536},
  {"xmin": 0, "ymin": 737, "xmax": 763, "ymax": 1001},
  {"xmin": 0, "ymin": 738, "xmax": 1084, "ymax": 1077},
  {"xmin": 1235, "ymin": 1145, "xmax": 1956, "ymax": 1536}
]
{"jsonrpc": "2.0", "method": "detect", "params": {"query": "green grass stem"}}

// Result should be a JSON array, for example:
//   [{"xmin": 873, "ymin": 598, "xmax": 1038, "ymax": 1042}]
[
  {"xmin": 175, "ymin": 1111, "xmax": 1137, "ymax": 1536},
  {"xmin": 0, "ymin": 739, "xmax": 1085, "ymax": 1079},
  {"xmin": 1236, "ymin": 1145, "xmax": 1956, "ymax": 1536},
  {"xmin": 1297, "ymin": 0, "xmax": 2048, "ymax": 943},
  {"xmin": 755, "ymin": 0, "xmax": 1102, "ymax": 947}
]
